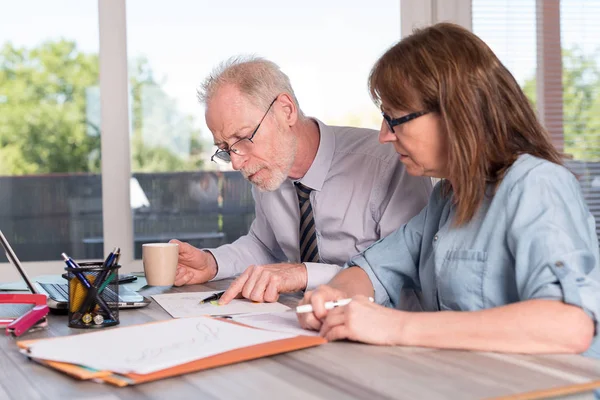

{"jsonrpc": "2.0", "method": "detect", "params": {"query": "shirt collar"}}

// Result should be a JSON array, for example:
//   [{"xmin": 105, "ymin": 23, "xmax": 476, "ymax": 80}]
[{"xmin": 294, "ymin": 118, "xmax": 334, "ymax": 192}]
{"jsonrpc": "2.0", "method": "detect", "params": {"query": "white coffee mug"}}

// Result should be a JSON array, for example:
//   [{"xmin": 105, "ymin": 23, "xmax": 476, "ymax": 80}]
[{"xmin": 142, "ymin": 243, "xmax": 179, "ymax": 286}]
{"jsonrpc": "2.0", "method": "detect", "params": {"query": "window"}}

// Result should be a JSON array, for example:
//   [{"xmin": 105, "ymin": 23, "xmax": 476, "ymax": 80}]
[
  {"xmin": 560, "ymin": 0, "xmax": 600, "ymax": 237},
  {"xmin": 0, "ymin": 1, "xmax": 102, "ymax": 262},
  {"xmin": 125, "ymin": 0, "xmax": 401, "ymax": 257},
  {"xmin": 474, "ymin": 0, "xmax": 600, "ymax": 238},
  {"xmin": 473, "ymin": 0, "xmax": 537, "ymax": 102}
]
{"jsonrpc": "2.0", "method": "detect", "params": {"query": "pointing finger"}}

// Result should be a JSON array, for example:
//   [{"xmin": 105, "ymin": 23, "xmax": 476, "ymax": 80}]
[{"xmin": 219, "ymin": 269, "xmax": 251, "ymax": 304}]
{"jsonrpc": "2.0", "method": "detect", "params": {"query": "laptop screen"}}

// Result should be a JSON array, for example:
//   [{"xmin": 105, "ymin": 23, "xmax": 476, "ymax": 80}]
[{"xmin": 0, "ymin": 229, "xmax": 39, "ymax": 294}]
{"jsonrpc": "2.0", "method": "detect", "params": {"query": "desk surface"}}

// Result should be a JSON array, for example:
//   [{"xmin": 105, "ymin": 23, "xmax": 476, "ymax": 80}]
[{"xmin": 1, "ymin": 280, "xmax": 599, "ymax": 400}]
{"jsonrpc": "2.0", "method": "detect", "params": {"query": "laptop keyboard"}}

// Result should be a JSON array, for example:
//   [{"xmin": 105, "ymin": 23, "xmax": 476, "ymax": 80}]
[{"xmin": 39, "ymin": 282, "xmax": 124, "ymax": 303}]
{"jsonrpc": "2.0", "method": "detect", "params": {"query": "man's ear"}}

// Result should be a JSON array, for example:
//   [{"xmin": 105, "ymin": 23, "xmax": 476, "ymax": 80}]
[{"xmin": 277, "ymin": 93, "xmax": 298, "ymax": 126}]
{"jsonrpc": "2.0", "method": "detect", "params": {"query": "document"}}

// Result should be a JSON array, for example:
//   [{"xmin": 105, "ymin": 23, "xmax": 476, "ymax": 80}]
[
  {"xmin": 232, "ymin": 312, "xmax": 320, "ymax": 337},
  {"xmin": 151, "ymin": 292, "xmax": 290, "ymax": 318},
  {"xmin": 24, "ymin": 317, "xmax": 296, "ymax": 375}
]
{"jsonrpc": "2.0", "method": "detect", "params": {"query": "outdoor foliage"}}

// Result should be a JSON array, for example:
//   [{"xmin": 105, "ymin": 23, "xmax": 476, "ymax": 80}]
[
  {"xmin": 522, "ymin": 46, "xmax": 600, "ymax": 161},
  {"xmin": 0, "ymin": 40, "xmax": 205, "ymax": 175},
  {"xmin": 2, "ymin": 40, "xmax": 600, "ymax": 174}
]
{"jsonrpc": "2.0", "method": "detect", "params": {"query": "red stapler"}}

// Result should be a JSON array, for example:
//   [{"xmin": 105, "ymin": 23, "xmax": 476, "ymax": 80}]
[{"xmin": 1, "ymin": 293, "xmax": 49, "ymax": 337}]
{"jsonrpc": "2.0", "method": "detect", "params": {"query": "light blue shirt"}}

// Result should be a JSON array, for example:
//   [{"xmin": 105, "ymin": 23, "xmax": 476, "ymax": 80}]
[{"xmin": 348, "ymin": 154, "xmax": 600, "ymax": 357}]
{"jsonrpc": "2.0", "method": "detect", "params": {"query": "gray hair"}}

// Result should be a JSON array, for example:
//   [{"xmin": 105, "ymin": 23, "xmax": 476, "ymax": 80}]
[{"xmin": 197, "ymin": 55, "xmax": 304, "ymax": 116}]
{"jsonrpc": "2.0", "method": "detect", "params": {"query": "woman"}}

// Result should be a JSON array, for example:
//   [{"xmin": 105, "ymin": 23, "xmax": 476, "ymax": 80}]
[{"xmin": 298, "ymin": 23, "xmax": 600, "ymax": 357}]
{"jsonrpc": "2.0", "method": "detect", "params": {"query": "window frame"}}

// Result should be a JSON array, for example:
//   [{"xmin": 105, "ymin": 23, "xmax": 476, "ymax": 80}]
[{"xmin": 6, "ymin": 0, "xmax": 568, "ymax": 277}]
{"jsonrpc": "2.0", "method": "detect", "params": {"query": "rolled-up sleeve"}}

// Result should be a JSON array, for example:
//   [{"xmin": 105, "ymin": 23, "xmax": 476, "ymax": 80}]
[
  {"xmin": 346, "ymin": 205, "xmax": 427, "ymax": 308},
  {"xmin": 506, "ymin": 167, "xmax": 600, "ymax": 354}
]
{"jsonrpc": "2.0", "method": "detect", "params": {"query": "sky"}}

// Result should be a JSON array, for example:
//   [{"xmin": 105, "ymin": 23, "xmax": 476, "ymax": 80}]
[
  {"xmin": 1, "ymin": 0, "xmax": 599, "ymax": 145},
  {"xmin": 0, "ymin": 0, "xmax": 400, "ymax": 139}
]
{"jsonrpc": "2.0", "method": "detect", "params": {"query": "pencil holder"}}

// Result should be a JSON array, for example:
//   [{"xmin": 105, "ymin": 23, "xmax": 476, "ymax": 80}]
[{"xmin": 65, "ymin": 261, "xmax": 120, "ymax": 329}]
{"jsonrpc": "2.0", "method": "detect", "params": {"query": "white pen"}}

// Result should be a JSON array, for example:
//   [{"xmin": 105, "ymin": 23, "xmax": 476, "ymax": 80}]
[{"xmin": 295, "ymin": 297, "xmax": 374, "ymax": 314}]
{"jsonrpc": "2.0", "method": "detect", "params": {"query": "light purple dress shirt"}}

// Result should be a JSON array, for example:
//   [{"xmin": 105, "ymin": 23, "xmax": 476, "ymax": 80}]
[{"xmin": 208, "ymin": 118, "xmax": 432, "ymax": 290}]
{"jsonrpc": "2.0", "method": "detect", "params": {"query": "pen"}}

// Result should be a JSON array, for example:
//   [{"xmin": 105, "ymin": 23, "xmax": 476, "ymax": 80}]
[
  {"xmin": 97, "ymin": 272, "xmax": 117, "ymax": 294},
  {"xmin": 198, "ymin": 291, "xmax": 226, "ymax": 304},
  {"xmin": 61, "ymin": 253, "xmax": 93, "ymax": 291},
  {"xmin": 113, "ymin": 249, "xmax": 121, "ymax": 266},
  {"xmin": 94, "ymin": 247, "xmax": 119, "ymax": 287},
  {"xmin": 295, "ymin": 297, "xmax": 374, "ymax": 314}
]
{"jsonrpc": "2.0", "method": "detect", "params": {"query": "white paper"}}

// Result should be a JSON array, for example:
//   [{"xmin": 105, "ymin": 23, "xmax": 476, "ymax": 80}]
[
  {"xmin": 232, "ymin": 312, "xmax": 320, "ymax": 337},
  {"xmin": 151, "ymin": 292, "xmax": 290, "ymax": 318},
  {"xmin": 26, "ymin": 317, "xmax": 296, "ymax": 375}
]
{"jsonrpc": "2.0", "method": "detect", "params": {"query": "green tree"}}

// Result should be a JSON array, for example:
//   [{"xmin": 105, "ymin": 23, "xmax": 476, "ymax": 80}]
[
  {"xmin": 522, "ymin": 46, "xmax": 600, "ymax": 161},
  {"xmin": 0, "ymin": 40, "xmax": 205, "ymax": 175},
  {"xmin": 130, "ymin": 57, "xmax": 206, "ymax": 172},
  {"xmin": 0, "ymin": 40, "xmax": 101, "ymax": 174}
]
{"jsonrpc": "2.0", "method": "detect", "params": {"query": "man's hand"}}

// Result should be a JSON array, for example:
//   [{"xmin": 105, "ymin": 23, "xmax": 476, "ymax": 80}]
[
  {"xmin": 172, "ymin": 239, "xmax": 218, "ymax": 286},
  {"xmin": 218, "ymin": 263, "xmax": 308, "ymax": 304}
]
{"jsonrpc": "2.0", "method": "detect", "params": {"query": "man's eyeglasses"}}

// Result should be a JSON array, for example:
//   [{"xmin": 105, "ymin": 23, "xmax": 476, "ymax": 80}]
[
  {"xmin": 211, "ymin": 97, "xmax": 278, "ymax": 164},
  {"xmin": 382, "ymin": 110, "xmax": 429, "ymax": 133}
]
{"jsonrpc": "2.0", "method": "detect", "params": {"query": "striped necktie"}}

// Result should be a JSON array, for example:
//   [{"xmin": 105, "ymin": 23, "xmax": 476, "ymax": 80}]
[{"xmin": 294, "ymin": 182, "xmax": 320, "ymax": 263}]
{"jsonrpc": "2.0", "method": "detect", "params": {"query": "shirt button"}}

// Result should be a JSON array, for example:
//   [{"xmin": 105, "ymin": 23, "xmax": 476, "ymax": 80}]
[
  {"xmin": 433, "ymin": 235, "xmax": 439, "ymax": 242},
  {"xmin": 555, "ymin": 261, "xmax": 564, "ymax": 268}
]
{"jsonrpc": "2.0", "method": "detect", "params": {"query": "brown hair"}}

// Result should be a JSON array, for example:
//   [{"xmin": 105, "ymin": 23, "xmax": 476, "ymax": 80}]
[{"xmin": 369, "ymin": 22, "xmax": 562, "ymax": 225}]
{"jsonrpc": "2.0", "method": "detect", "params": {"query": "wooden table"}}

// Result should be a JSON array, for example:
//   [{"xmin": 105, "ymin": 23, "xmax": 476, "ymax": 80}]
[{"xmin": 1, "ymin": 280, "xmax": 599, "ymax": 400}]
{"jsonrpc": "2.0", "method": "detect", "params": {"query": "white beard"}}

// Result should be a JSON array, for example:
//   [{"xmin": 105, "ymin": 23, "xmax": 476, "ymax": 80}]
[{"xmin": 243, "ymin": 126, "xmax": 297, "ymax": 192}]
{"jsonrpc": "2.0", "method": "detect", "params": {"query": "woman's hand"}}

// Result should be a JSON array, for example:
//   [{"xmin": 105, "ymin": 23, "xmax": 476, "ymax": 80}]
[
  {"xmin": 319, "ymin": 295, "xmax": 406, "ymax": 345},
  {"xmin": 297, "ymin": 285, "xmax": 348, "ymax": 332}
]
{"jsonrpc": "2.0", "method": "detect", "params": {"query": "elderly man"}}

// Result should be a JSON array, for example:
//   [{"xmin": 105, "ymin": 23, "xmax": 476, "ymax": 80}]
[{"xmin": 172, "ymin": 56, "xmax": 432, "ymax": 304}]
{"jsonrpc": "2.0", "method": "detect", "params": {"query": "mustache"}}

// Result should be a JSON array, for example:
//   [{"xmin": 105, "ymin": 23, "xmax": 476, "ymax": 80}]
[{"xmin": 241, "ymin": 165, "xmax": 265, "ymax": 179}]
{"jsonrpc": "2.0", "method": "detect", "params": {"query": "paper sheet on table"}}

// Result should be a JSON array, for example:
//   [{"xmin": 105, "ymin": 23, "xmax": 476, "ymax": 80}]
[
  {"xmin": 232, "ymin": 312, "xmax": 320, "ymax": 337},
  {"xmin": 24, "ymin": 317, "xmax": 297, "ymax": 375},
  {"xmin": 151, "ymin": 291, "xmax": 290, "ymax": 318}
]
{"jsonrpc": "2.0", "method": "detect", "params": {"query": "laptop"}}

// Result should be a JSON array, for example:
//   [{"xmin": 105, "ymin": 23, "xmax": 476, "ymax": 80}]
[{"xmin": 0, "ymin": 229, "xmax": 151, "ymax": 311}]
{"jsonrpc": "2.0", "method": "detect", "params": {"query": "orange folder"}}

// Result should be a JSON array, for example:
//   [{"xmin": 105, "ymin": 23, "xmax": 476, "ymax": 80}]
[{"xmin": 17, "ymin": 318, "xmax": 326, "ymax": 386}]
